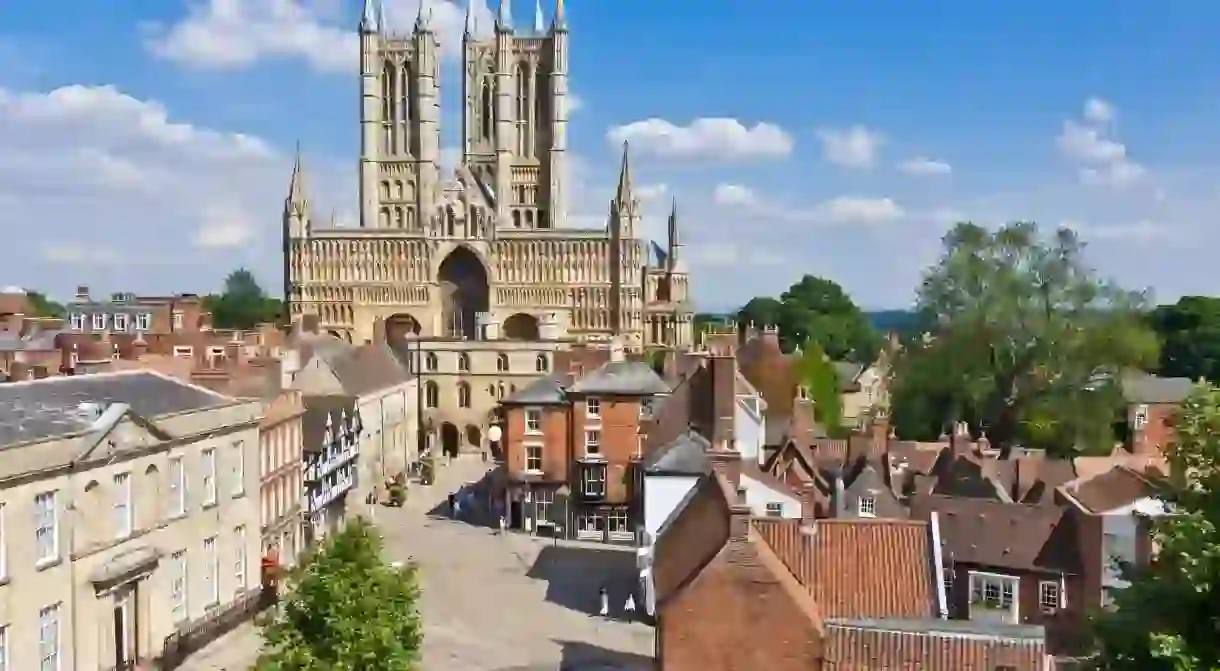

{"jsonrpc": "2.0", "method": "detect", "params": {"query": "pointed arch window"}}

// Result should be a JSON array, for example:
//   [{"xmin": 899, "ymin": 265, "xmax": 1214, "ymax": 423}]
[
  {"xmin": 425, "ymin": 352, "xmax": 438, "ymax": 372},
  {"xmin": 536, "ymin": 354, "xmax": 549, "ymax": 372},
  {"xmin": 497, "ymin": 353, "xmax": 510, "ymax": 372},
  {"xmin": 458, "ymin": 353, "xmax": 470, "ymax": 372},
  {"xmin": 458, "ymin": 382, "xmax": 471, "ymax": 408},
  {"xmin": 515, "ymin": 62, "xmax": 529, "ymax": 155},
  {"xmin": 481, "ymin": 80, "xmax": 494, "ymax": 141},
  {"xmin": 425, "ymin": 381, "xmax": 439, "ymax": 408}
]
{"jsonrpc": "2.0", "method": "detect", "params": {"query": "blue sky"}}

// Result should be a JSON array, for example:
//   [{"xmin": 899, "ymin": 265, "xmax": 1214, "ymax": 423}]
[{"xmin": 2, "ymin": 1, "xmax": 1220, "ymax": 311}]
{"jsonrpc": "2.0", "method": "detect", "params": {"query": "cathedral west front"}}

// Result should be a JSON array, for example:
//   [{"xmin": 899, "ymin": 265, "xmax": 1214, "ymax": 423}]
[{"xmin": 282, "ymin": 0, "xmax": 694, "ymax": 455}]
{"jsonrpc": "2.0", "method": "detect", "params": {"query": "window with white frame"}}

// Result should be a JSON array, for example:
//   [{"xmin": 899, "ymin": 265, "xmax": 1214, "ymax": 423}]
[
  {"xmin": 584, "ymin": 429, "xmax": 601, "ymax": 454},
  {"xmin": 202, "ymin": 449, "xmax": 217, "ymax": 506},
  {"xmin": 577, "ymin": 513, "xmax": 605, "ymax": 535},
  {"xmin": 858, "ymin": 495, "xmax": 877, "ymax": 517},
  {"xmin": 525, "ymin": 409, "xmax": 542, "ymax": 433},
  {"xmin": 1133, "ymin": 404, "xmax": 1149, "ymax": 430},
  {"xmin": 525, "ymin": 445, "xmax": 543, "ymax": 472},
  {"xmin": 586, "ymin": 398, "xmax": 600, "ymax": 418},
  {"xmin": 173, "ymin": 346, "xmax": 193, "ymax": 358},
  {"xmin": 969, "ymin": 572, "xmax": 1016, "ymax": 611},
  {"xmin": 232, "ymin": 441, "xmax": 245, "ymax": 496},
  {"xmin": 534, "ymin": 489, "xmax": 554, "ymax": 524},
  {"xmin": 69, "ymin": 313, "xmax": 84, "ymax": 330},
  {"xmin": 91, "ymin": 313, "xmax": 106, "ymax": 330},
  {"xmin": 39, "ymin": 603, "xmax": 60, "ymax": 671},
  {"xmin": 114, "ymin": 473, "xmax": 133, "ymax": 538},
  {"xmin": 136, "ymin": 312, "xmax": 151, "ymax": 331},
  {"xmin": 172, "ymin": 311, "xmax": 184, "ymax": 330},
  {"xmin": 581, "ymin": 464, "xmax": 606, "ymax": 497},
  {"xmin": 113, "ymin": 313, "xmax": 129, "ymax": 331},
  {"xmin": 170, "ymin": 550, "xmax": 188, "ymax": 622},
  {"xmin": 169, "ymin": 457, "xmax": 186, "ymax": 516},
  {"xmin": 34, "ymin": 491, "xmax": 58, "ymax": 564},
  {"xmin": 765, "ymin": 502, "xmax": 783, "ymax": 518},
  {"xmin": 639, "ymin": 397, "xmax": 654, "ymax": 419},
  {"xmin": 234, "ymin": 526, "xmax": 248, "ymax": 592},
  {"xmin": 203, "ymin": 536, "xmax": 219, "ymax": 605},
  {"xmin": 1039, "ymin": 581, "xmax": 1061, "ymax": 614},
  {"xmin": 607, "ymin": 509, "xmax": 630, "ymax": 533}
]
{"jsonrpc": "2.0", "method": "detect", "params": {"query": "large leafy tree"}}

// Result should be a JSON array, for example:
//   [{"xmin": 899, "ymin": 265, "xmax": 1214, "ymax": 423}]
[
  {"xmin": 893, "ymin": 222, "xmax": 1158, "ymax": 457},
  {"xmin": 738, "ymin": 275, "xmax": 880, "ymax": 362},
  {"xmin": 1149, "ymin": 296, "xmax": 1220, "ymax": 383},
  {"xmin": 1091, "ymin": 383, "xmax": 1220, "ymax": 670},
  {"xmin": 795, "ymin": 342, "xmax": 848, "ymax": 438},
  {"xmin": 25, "ymin": 291, "xmax": 66, "ymax": 318},
  {"xmin": 205, "ymin": 269, "xmax": 283, "ymax": 329},
  {"xmin": 259, "ymin": 519, "xmax": 423, "ymax": 671}
]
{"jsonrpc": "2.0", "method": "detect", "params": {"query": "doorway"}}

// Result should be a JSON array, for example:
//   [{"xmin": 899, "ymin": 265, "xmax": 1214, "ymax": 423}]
[
  {"xmin": 441, "ymin": 422, "xmax": 460, "ymax": 458},
  {"xmin": 113, "ymin": 584, "xmax": 138, "ymax": 669}
]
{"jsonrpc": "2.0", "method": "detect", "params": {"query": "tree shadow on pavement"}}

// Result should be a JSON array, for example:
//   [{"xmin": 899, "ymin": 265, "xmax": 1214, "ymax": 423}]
[
  {"xmin": 526, "ymin": 545, "xmax": 642, "ymax": 617},
  {"xmin": 493, "ymin": 640, "xmax": 654, "ymax": 671},
  {"xmin": 424, "ymin": 470, "xmax": 498, "ymax": 530}
]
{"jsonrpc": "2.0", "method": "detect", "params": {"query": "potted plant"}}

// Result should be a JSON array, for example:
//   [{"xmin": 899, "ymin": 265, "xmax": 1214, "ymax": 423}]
[{"xmin": 388, "ymin": 475, "xmax": 406, "ymax": 507}]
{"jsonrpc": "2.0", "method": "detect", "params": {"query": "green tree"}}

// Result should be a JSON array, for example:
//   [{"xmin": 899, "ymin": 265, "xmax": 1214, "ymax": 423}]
[
  {"xmin": 259, "ymin": 519, "xmax": 422, "ymax": 671},
  {"xmin": 1090, "ymin": 383, "xmax": 1220, "ymax": 670},
  {"xmin": 25, "ymin": 291, "xmax": 66, "ymax": 318},
  {"xmin": 1149, "ymin": 296, "xmax": 1220, "ymax": 383},
  {"xmin": 205, "ymin": 269, "xmax": 283, "ymax": 329},
  {"xmin": 897, "ymin": 222, "xmax": 1158, "ymax": 457},
  {"xmin": 694, "ymin": 312, "xmax": 731, "ymax": 338},
  {"xmin": 795, "ymin": 342, "xmax": 848, "ymax": 438},
  {"xmin": 738, "ymin": 276, "xmax": 880, "ymax": 362}
]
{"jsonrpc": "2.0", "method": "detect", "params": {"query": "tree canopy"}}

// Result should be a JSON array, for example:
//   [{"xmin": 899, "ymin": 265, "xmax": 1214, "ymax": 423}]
[
  {"xmin": 205, "ymin": 269, "xmax": 283, "ymax": 330},
  {"xmin": 889, "ymin": 222, "xmax": 1158, "ymax": 457},
  {"xmin": 1148, "ymin": 296, "xmax": 1220, "ymax": 384},
  {"xmin": 25, "ymin": 291, "xmax": 66, "ymax": 318},
  {"xmin": 794, "ymin": 342, "xmax": 848, "ymax": 438},
  {"xmin": 258, "ymin": 519, "xmax": 423, "ymax": 671},
  {"xmin": 1090, "ymin": 383, "xmax": 1220, "ymax": 670},
  {"xmin": 738, "ymin": 275, "xmax": 880, "ymax": 362}
]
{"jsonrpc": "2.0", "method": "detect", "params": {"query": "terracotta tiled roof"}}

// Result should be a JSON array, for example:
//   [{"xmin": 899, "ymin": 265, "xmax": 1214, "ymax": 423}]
[
  {"xmin": 752, "ymin": 518, "xmax": 937, "ymax": 620},
  {"xmin": 910, "ymin": 495, "xmax": 1082, "ymax": 574},
  {"xmin": 741, "ymin": 459, "xmax": 795, "ymax": 496},
  {"xmin": 824, "ymin": 620, "xmax": 1049, "ymax": 670},
  {"xmin": 1062, "ymin": 465, "xmax": 1160, "ymax": 514}
]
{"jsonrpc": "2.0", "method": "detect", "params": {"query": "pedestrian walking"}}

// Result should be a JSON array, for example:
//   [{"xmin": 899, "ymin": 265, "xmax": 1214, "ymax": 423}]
[
  {"xmin": 447, "ymin": 494, "xmax": 455, "ymax": 517},
  {"xmin": 624, "ymin": 593, "xmax": 636, "ymax": 615},
  {"xmin": 598, "ymin": 586, "xmax": 610, "ymax": 618},
  {"xmin": 499, "ymin": 515, "xmax": 507, "ymax": 535}
]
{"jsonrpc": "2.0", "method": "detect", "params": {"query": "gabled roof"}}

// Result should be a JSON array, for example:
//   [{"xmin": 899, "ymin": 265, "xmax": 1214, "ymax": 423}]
[
  {"xmin": 910, "ymin": 494, "xmax": 1083, "ymax": 574},
  {"xmin": 643, "ymin": 431, "xmax": 711, "ymax": 475},
  {"xmin": 752, "ymin": 518, "xmax": 938, "ymax": 620},
  {"xmin": 825, "ymin": 618, "xmax": 1049, "ymax": 670},
  {"xmin": 324, "ymin": 343, "xmax": 411, "ymax": 396},
  {"xmin": 1121, "ymin": 370, "xmax": 1193, "ymax": 404},
  {"xmin": 501, "ymin": 376, "xmax": 567, "ymax": 405},
  {"xmin": 567, "ymin": 360, "xmax": 669, "ymax": 395},
  {"xmin": 1060, "ymin": 465, "xmax": 1162, "ymax": 514}
]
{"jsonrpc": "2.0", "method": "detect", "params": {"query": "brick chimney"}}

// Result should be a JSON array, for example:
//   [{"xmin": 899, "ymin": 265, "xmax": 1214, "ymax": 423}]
[
  {"xmin": 708, "ymin": 446, "xmax": 742, "ymax": 493},
  {"xmin": 74, "ymin": 285, "xmax": 90, "ymax": 302},
  {"xmin": 871, "ymin": 408, "xmax": 891, "ymax": 451},
  {"xmin": 761, "ymin": 324, "xmax": 780, "ymax": 349},
  {"xmin": 800, "ymin": 483, "xmax": 818, "ymax": 526},
  {"xmin": 729, "ymin": 485, "xmax": 751, "ymax": 541},
  {"xmin": 709, "ymin": 354, "xmax": 737, "ymax": 449},
  {"xmin": 951, "ymin": 421, "xmax": 975, "ymax": 456}
]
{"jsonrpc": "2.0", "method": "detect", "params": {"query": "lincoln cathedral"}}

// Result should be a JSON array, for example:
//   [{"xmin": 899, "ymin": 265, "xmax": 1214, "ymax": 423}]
[{"xmin": 281, "ymin": 0, "xmax": 694, "ymax": 454}]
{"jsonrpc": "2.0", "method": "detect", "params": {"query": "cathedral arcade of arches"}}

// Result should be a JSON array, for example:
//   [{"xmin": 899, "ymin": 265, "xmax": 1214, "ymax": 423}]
[
  {"xmin": 440, "ymin": 422, "xmax": 460, "ymax": 458},
  {"xmin": 438, "ymin": 246, "xmax": 489, "ymax": 340},
  {"xmin": 385, "ymin": 313, "xmax": 422, "ymax": 342},
  {"xmin": 502, "ymin": 313, "xmax": 540, "ymax": 341}
]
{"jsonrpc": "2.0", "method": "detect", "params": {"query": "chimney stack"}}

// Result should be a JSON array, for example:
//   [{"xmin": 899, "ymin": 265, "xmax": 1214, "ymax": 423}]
[
  {"xmin": 801, "ymin": 483, "xmax": 818, "ymax": 526},
  {"xmin": 709, "ymin": 353, "xmax": 737, "ymax": 449},
  {"xmin": 280, "ymin": 347, "xmax": 301, "ymax": 389},
  {"xmin": 707, "ymin": 446, "xmax": 742, "ymax": 493},
  {"xmin": 729, "ymin": 486, "xmax": 751, "ymax": 541},
  {"xmin": 832, "ymin": 469, "xmax": 847, "ymax": 518},
  {"xmin": 75, "ymin": 285, "xmax": 90, "ymax": 301}
]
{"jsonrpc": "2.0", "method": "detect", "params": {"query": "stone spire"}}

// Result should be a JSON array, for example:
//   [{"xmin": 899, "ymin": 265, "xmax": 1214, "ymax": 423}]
[
  {"xmin": 415, "ymin": 0, "xmax": 432, "ymax": 32},
  {"xmin": 534, "ymin": 0, "xmax": 544, "ymax": 33},
  {"xmin": 286, "ymin": 143, "xmax": 307, "ymax": 213},
  {"xmin": 668, "ymin": 197, "xmax": 685, "ymax": 272},
  {"xmin": 360, "ymin": 0, "xmax": 378, "ymax": 32},
  {"xmin": 552, "ymin": 0, "xmax": 567, "ymax": 31},
  {"xmin": 614, "ymin": 140, "xmax": 634, "ymax": 206},
  {"xmin": 497, "ymin": 0, "xmax": 512, "ymax": 30},
  {"xmin": 464, "ymin": 0, "xmax": 476, "ymax": 37}
]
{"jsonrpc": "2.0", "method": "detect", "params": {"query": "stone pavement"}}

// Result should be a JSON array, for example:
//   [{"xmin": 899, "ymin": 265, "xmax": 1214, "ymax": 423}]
[{"xmin": 176, "ymin": 454, "xmax": 653, "ymax": 670}]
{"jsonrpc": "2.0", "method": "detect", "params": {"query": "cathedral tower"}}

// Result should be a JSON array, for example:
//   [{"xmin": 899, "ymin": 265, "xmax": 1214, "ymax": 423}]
[
  {"xmin": 462, "ymin": 0, "xmax": 569, "ymax": 230},
  {"xmin": 360, "ymin": 0, "xmax": 441, "ymax": 231}
]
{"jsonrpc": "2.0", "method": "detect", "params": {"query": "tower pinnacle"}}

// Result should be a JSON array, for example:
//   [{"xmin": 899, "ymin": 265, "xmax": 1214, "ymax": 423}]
[
  {"xmin": 464, "ymin": 0, "xmax": 476, "ymax": 36},
  {"xmin": 615, "ymin": 141, "xmax": 634, "ymax": 205},
  {"xmin": 497, "ymin": 0, "xmax": 512, "ymax": 30},
  {"xmin": 552, "ymin": 0, "xmax": 567, "ymax": 31},
  {"xmin": 360, "ymin": 0, "xmax": 378, "ymax": 32},
  {"xmin": 534, "ymin": 0, "xmax": 544, "ymax": 33},
  {"xmin": 415, "ymin": 0, "xmax": 432, "ymax": 32},
  {"xmin": 287, "ymin": 143, "xmax": 307, "ymax": 209}
]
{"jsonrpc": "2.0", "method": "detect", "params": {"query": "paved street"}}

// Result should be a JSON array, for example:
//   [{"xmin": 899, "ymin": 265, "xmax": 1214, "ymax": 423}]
[{"xmin": 179, "ymin": 455, "xmax": 654, "ymax": 670}]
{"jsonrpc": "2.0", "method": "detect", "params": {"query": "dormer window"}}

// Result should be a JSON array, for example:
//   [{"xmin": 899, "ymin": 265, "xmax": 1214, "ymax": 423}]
[
  {"xmin": 797, "ymin": 386, "xmax": 809, "ymax": 401},
  {"xmin": 136, "ymin": 313, "xmax": 151, "ymax": 331},
  {"xmin": 92, "ymin": 313, "xmax": 107, "ymax": 330},
  {"xmin": 1133, "ymin": 404, "xmax": 1149, "ymax": 430},
  {"xmin": 70, "ymin": 314, "xmax": 84, "ymax": 331},
  {"xmin": 113, "ymin": 314, "xmax": 129, "ymax": 331}
]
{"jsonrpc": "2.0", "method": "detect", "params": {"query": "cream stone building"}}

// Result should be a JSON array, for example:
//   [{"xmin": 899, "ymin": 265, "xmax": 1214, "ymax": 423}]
[
  {"xmin": 281, "ymin": 0, "xmax": 696, "ymax": 454},
  {"xmin": 0, "ymin": 370, "xmax": 263, "ymax": 670}
]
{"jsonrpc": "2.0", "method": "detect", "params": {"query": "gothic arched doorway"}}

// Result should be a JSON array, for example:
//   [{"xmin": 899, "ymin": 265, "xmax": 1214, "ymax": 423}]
[
  {"xmin": 441, "ymin": 422, "xmax": 460, "ymax": 458},
  {"xmin": 438, "ymin": 246, "xmax": 490, "ymax": 340},
  {"xmin": 502, "ymin": 313, "xmax": 540, "ymax": 340},
  {"xmin": 386, "ymin": 313, "xmax": 422, "ymax": 342},
  {"xmin": 465, "ymin": 425, "xmax": 482, "ymax": 451}
]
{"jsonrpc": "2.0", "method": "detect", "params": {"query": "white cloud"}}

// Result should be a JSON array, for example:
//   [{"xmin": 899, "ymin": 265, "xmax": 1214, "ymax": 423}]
[
  {"xmin": 815, "ymin": 125, "xmax": 884, "ymax": 169},
  {"xmin": 606, "ymin": 118, "xmax": 794, "ymax": 161},
  {"xmin": 898, "ymin": 157, "xmax": 951, "ymax": 177},
  {"xmin": 714, "ymin": 183, "xmax": 904, "ymax": 225},
  {"xmin": 1083, "ymin": 97, "xmax": 1116, "ymax": 126},
  {"xmin": 1057, "ymin": 99, "xmax": 1146, "ymax": 188},
  {"xmin": 194, "ymin": 203, "xmax": 257, "ymax": 249},
  {"xmin": 0, "ymin": 82, "xmax": 344, "ymax": 293},
  {"xmin": 145, "ymin": 0, "xmax": 494, "ymax": 71},
  {"xmin": 688, "ymin": 243, "xmax": 784, "ymax": 268},
  {"xmin": 636, "ymin": 183, "xmax": 669, "ymax": 202},
  {"xmin": 568, "ymin": 94, "xmax": 584, "ymax": 114}
]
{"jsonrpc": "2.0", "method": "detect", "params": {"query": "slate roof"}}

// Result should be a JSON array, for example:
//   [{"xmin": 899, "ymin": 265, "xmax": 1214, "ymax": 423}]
[
  {"xmin": 1122, "ymin": 371, "xmax": 1194, "ymax": 404},
  {"xmin": 643, "ymin": 431, "xmax": 711, "ymax": 474},
  {"xmin": 501, "ymin": 376, "xmax": 567, "ymax": 405},
  {"xmin": 0, "ymin": 370, "xmax": 234, "ymax": 446},
  {"xmin": 910, "ymin": 494, "xmax": 1082, "ymax": 574},
  {"xmin": 752, "ymin": 517, "xmax": 937, "ymax": 620},
  {"xmin": 567, "ymin": 360, "xmax": 669, "ymax": 395},
  {"xmin": 301, "ymin": 395, "xmax": 358, "ymax": 451},
  {"xmin": 1063, "ymin": 465, "xmax": 1161, "ymax": 513},
  {"xmin": 323, "ymin": 343, "xmax": 410, "ymax": 396}
]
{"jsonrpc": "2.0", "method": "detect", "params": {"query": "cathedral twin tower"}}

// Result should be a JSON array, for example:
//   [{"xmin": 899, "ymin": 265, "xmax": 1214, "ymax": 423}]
[{"xmin": 283, "ymin": 0, "xmax": 693, "ymax": 352}]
